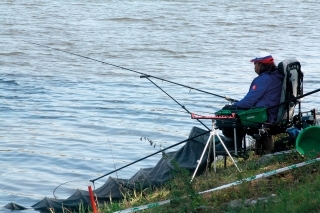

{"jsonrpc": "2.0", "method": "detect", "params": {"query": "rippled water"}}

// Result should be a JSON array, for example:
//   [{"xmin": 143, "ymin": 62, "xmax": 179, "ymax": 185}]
[{"xmin": 1, "ymin": 0, "xmax": 320, "ymax": 211}]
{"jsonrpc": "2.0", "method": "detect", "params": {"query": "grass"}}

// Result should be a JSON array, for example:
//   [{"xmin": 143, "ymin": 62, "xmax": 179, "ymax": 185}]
[
  {"xmin": 91, "ymin": 149, "xmax": 320, "ymax": 213},
  {"xmin": 53, "ymin": 132, "xmax": 318, "ymax": 213}
]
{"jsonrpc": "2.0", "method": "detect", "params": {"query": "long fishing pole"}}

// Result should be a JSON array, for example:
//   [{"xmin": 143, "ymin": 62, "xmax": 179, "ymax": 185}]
[
  {"xmin": 267, "ymin": 88, "xmax": 320, "ymax": 110},
  {"xmin": 90, "ymin": 130, "xmax": 210, "ymax": 183},
  {"xmin": 24, "ymin": 41, "xmax": 238, "ymax": 102},
  {"xmin": 27, "ymin": 41, "xmax": 213, "ymax": 182}
]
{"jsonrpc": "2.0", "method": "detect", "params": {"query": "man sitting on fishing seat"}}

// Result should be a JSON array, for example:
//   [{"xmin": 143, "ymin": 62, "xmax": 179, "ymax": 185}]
[{"xmin": 215, "ymin": 51, "xmax": 284, "ymax": 153}]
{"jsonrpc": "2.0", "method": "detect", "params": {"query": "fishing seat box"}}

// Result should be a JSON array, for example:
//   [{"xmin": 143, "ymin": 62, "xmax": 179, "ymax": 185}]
[{"xmin": 215, "ymin": 108, "xmax": 267, "ymax": 127}]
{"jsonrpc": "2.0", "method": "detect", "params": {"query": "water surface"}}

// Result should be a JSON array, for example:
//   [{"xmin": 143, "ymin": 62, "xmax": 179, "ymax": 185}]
[{"xmin": 1, "ymin": 0, "xmax": 320, "ymax": 211}]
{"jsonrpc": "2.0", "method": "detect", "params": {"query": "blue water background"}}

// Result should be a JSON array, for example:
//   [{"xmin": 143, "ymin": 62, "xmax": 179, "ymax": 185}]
[{"xmin": 1, "ymin": 0, "xmax": 320, "ymax": 211}]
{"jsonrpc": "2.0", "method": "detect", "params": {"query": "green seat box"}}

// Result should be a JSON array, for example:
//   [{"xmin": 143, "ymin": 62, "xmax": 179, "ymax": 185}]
[{"xmin": 238, "ymin": 108, "xmax": 267, "ymax": 126}]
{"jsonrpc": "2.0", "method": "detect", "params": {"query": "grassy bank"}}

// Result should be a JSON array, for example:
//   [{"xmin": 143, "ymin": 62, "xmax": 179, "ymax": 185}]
[{"xmin": 95, "ymin": 151, "xmax": 320, "ymax": 213}]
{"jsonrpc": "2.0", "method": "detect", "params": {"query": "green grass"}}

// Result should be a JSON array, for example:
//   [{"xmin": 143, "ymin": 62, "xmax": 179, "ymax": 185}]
[
  {"xmin": 93, "ymin": 151, "xmax": 320, "ymax": 213},
  {"xmin": 238, "ymin": 170, "xmax": 320, "ymax": 213}
]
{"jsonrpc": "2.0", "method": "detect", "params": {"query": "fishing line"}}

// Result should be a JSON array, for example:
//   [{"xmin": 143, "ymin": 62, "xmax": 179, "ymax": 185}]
[
  {"xmin": 107, "ymin": 136, "xmax": 118, "ymax": 179},
  {"xmin": 24, "ymin": 40, "xmax": 237, "ymax": 102},
  {"xmin": 141, "ymin": 75, "xmax": 210, "ymax": 131},
  {"xmin": 53, "ymin": 179, "xmax": 93, "ymax": 198}
]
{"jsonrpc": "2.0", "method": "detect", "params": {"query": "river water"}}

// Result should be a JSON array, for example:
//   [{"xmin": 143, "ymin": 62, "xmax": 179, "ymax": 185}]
[{"xmin": 1, "ymin": 0, "xmax": 320, "ymax": 211}]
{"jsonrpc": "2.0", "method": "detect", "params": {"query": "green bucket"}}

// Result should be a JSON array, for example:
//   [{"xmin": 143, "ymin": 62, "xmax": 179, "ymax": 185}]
[{"xmin": 296, "ymin": 126, "xmax": 320, "ymax": 157}]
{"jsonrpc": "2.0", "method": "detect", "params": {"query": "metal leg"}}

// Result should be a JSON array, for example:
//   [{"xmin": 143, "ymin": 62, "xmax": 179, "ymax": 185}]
[
  {"xmin": 233, "ymin": 127, "xmax": 237, "ymax": 155},
  {"xmin": 213, "ymin": 129, "xmax": 216, "ymax": 173},
  {"xmin": 191, "ymin": 132, "xmax": 214, "ymax": 182},
  {"xmin": 205, "ymin": 136, "xmax": 213, "ymax": 174}
]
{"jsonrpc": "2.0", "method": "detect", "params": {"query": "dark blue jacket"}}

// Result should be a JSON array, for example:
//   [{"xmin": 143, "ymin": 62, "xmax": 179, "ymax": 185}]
[{"xmin": 233, "ymin": 70, "xmax": 284, "ymax": 123}]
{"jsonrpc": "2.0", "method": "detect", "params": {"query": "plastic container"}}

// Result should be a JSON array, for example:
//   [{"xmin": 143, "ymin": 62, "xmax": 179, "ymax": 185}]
[
  {"xmin": 238, "ymin": 108, "xmax": 267, "ymax": 126},
  {"xmin": 296, "ymin": 126, "xmax": 320, "ymax": 157}
]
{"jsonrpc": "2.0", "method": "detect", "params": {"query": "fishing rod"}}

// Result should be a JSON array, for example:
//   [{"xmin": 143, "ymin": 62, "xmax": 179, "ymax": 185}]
[
  {"xmin": 141, "ymin": 75, "xmax": 210, "ymax": 131},
  {"xmin": 24, "ymin": 41, "xmax": 238, "ymax": 102},
  {"xmin": 267, "ymin": 88, "xmax": 320, "ymax": 110},
  {"xmin": 25, "ymin": 41, "xmax": 212, "ymax": 131},
  {"xmin": 189, "ymin": 88, "xmax": 320, "ymax": 129},
  {"xmin": 27, "ymin": 40, "xmax": 215, "ymax": 183},
  {"xmin": 90, "ymin": 129, "xmax": 210, "ymax": 183}
]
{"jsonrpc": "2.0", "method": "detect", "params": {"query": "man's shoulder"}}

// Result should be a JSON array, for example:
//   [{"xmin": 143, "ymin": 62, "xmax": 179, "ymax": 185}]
[{"xmin": 259, "ymin": 71, "xmax": 281, "ymax": 80}]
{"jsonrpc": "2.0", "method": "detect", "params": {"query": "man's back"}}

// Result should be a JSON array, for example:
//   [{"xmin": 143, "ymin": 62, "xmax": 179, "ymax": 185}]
[{"xmin": 234, "ymin": 70, "xmax": 284, "ymax": 123}]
